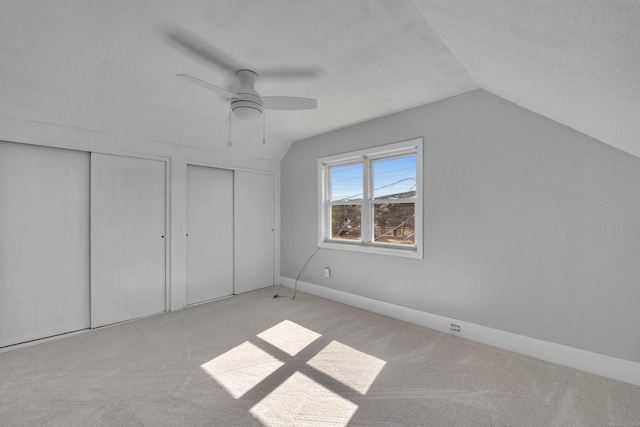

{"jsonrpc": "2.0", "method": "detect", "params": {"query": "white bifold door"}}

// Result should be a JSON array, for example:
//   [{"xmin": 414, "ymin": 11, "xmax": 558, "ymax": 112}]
[
  {"xmin": 234, "ymin": 171, "xmax": 274, "ymax": 293},
  {"xmin": 90, "ymin": 153, "xmax": 167, "ymax": 328},
  {"xmin": 0, "ymin": 142, "xmax": 90, "ymax": 348},
  {"xmin": 186, "ymin": 165, "xmax": 233, "ymax": 305}
]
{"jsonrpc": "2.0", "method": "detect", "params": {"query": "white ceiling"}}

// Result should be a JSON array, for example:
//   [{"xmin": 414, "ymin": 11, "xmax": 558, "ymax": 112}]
[
  {"xmin": 415, "ymin": 0, "xmax": 640, "ymax": 159},
  {"xmin": 1, "ymin": 1, "xmax": 638, "ymax": 161}
]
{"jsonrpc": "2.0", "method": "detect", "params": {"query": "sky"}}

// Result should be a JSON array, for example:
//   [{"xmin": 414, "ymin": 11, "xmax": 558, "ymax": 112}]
[{"xmin": 330, "ymin": 155, "xmax": 416, "ymax": 201}]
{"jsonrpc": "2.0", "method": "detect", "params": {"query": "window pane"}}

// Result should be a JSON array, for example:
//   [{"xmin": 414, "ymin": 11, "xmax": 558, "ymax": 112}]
[
  {"xmin": 373, "ymin": 203, "xmax": 414, "ymax": 245},
  {"xmin": 330, "ymin": 204, "xmax": 361, "ymax": 241},
  {"xmin": 373, "ymin": 155, "xmax": 416, "ymax": 199},
  {"xmin": 330, "ymin": 164, "xmax": 363, "ymax": 202}
]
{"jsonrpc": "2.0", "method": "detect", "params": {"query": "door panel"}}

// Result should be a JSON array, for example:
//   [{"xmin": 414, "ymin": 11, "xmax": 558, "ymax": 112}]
[
  {"xmin": 234, "ymin": 171, "xmax": 274, "ymax": 293},
  {"xmin": 0, "ymin": 142, "xmax": 90, "ymax": 347},
  {"xmin": 91, "ymin": 153, "xmax": 166, "ymax": 328},
  {"xmin": 186, "ymin": 165, "xmax": 233, "ymax": 305}
]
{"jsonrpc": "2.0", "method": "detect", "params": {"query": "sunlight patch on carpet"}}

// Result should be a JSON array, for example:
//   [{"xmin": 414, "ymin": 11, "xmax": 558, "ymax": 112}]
[
  {"xmin": 257, "ymin": 319, "xmax": 321, "ymax": 356},
  {"xmin": 307, "ymin": 340, "xmax": 386, "ymax": 394},
  {"xmin": 202, "ymin": 320, "xmax": 387, "ymax": 424},
  {"xmin": 250, "ymin": 372, "xmax": 358, "ymax": 427},
  {"xmin": 200, "ymin": 341, "xmax": 284, "ymax": 398}
]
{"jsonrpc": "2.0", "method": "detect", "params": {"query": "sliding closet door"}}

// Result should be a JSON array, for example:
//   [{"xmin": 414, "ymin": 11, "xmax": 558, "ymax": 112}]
[
  {"xmin": 186, "ymin": 165, "xmax": 233, "ymax": 305},
  {"xmin": 0, "ymin": 142, "xmax": 90, "ymax": 348},
  {"xmin": 91, "ymin": 153, "xmax": 166, "ymax": 328},
  {"xmin": 234, "ymin": 171, "xmax": 274, "ymax": 293}
]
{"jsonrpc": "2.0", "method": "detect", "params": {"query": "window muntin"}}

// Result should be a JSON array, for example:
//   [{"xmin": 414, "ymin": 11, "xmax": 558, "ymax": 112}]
[{"xmin": 319, "ymin": 139, "xmax": 422, "ymax": 258}]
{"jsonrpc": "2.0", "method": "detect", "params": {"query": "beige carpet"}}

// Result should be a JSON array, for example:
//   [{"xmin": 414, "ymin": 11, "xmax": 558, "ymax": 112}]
[{"xmin": 1, "ymin": 286, "xmax": 639, "ymax": 426}]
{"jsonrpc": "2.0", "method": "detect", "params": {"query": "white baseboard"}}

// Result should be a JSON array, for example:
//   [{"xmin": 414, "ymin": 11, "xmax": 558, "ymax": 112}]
[
  {"xmin": 280, "ymin": 276, "xmax": 640, "ymax": 387},
  {"xmin": 0, "ymin": 329, "xmax": 89, "ymax": 354}
]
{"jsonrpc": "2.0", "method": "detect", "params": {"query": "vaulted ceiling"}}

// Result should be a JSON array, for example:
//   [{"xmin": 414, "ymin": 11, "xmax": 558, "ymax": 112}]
[{"xmin": 1, "ymin": 1, "xmax": 638, "ymax": 161}]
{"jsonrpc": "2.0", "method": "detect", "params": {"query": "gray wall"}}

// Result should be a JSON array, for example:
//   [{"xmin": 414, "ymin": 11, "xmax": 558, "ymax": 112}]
[{"xmin": 281, "ymin": 89, "xmax": 640, "ymax": 364}]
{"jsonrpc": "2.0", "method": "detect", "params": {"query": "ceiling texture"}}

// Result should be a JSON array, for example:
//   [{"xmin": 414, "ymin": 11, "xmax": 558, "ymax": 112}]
[{"xmin": 1, "ymin": 1, "xmax": 638, "ymax": 161}]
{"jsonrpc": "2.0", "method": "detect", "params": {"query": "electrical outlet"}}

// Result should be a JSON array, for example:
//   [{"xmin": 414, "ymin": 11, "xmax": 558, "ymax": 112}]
[
  {"xmin": 324, "ymin": 267, "xmax": 330, "ymax": 278},
  {"xmin": 450, "ymin": 324, "xmax": 461, "ymax": 332}
]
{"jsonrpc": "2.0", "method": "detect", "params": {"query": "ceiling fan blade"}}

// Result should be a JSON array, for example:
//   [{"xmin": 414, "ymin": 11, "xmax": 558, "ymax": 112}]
[
  {"xmin": 165, "ymin": 27, "xmax": 240, "ymax": 73},
  {"xmin": 177, "ymin": 74, "xmax": 238, "ymax": 99},
  {"xmin": 262, "ymin": 96, "xmax": 318, "ymax": 110}
]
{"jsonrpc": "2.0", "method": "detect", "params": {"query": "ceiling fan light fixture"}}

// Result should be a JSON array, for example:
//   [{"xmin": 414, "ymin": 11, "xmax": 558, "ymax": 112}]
[{"xmin": 231, "ymin": 100, "xmax": 263, "ymax": 120}]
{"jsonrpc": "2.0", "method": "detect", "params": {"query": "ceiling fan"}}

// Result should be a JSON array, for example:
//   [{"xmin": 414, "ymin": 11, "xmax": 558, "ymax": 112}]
[
  {"xmin": 167, "ymin": 28, "xmax": 318, "ymax": 123},
  {"xmin": 176, "ymin": 70, "xmax": 317, "ymax": 121}
]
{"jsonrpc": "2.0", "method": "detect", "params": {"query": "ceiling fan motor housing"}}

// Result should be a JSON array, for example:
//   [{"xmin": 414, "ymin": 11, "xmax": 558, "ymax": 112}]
[{"xmin": 232, "ymin": 69, "xmax": 263, "ymax": 120}]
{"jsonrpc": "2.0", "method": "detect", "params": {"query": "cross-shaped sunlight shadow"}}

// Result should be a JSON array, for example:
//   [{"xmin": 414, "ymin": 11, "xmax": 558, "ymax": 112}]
[
  {"xmin": 257, "ymin": 319, "xmax": 321, "ymax": 356},
  {"xmin": 200, "ymin": 341, "xmax": 283, "ymax": 399},
  {"xmin": 250, "ymin": 372, "xmax": 359, "ymax": 426},
  {"xmin": 201, "ymin": 319, "xmax": 386, "ymax": 426},
  {"xmin": 307, "ymin": 340, "xmax": 386, "ymax": 395}
]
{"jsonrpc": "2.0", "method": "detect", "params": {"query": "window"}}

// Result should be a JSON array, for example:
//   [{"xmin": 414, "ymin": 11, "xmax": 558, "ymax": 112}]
[{"xmin": 318, "ymin": 138, "xmax": 423, "ymax": 258}]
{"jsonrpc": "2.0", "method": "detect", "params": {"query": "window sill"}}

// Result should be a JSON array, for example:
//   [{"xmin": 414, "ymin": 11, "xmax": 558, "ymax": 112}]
[{"xmin": 319, "ymin": 240, "xmax": 423, "ymax": 259}]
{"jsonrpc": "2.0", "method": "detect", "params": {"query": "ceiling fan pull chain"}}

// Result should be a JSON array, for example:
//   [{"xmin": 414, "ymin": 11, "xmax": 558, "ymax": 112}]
[
  {"xmin": 227, "ymin": 105, "xmax": 233, "ymax": 147},
  {"xmin": 175, "ymin": 69, "xmax": 316, "ymax": 146}
]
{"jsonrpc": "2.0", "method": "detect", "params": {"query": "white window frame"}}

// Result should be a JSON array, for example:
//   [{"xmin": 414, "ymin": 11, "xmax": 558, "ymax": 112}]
[{"xmin": 318, "ymin": 138, "xmax": 423, "ymax": 259}]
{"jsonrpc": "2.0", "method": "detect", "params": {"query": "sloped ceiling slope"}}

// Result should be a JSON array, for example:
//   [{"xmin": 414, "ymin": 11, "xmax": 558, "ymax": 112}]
[
  {"xmin": 413, "ymin": 0, "xmax": 640, "ymax": 158},
  {"xmin": 0, "ymin": 1, "xmax": 475, "ymax": 161}
]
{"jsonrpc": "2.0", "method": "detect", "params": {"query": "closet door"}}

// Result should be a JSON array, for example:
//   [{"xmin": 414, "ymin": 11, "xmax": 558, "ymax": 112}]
[
  {"xmin": 91, "ymin": 153, "xmax": 166, "ymax": 328},
  {"xmin": 0, "ymin": 142, "xmax": 90, "ymax": 348},
  {"xmin": 186, "ymin": 165, "xmax": 233, "ymax": 305},
  {"xmin": 234, "ymin": 171, "xmax": 274, "ymax": 293}
]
